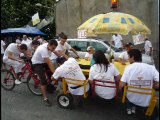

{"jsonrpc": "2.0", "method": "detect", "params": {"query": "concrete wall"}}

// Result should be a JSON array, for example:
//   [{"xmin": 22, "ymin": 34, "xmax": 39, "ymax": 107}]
[{"xmin": 56, "ymin": 0, "xmax": 159, "ymax": 69}]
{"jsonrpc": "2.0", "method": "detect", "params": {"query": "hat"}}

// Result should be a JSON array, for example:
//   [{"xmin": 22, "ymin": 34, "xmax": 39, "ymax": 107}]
[
  {"xmin": 87, "ymin": 46, "xmax": 95, "ymax": 51},
  {"xmin": 56, "ymin": 56, "xmax": 66, "ymax": 64},
  {"xmin": 125, "ymin": 42, "xmax": 133, "ymax": 47}
]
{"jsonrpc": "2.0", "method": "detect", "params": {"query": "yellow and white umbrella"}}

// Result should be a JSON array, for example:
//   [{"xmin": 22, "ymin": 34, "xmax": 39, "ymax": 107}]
[{"xmin": 78, "ymin": 12, "xmax": 151, "ymax": 35}]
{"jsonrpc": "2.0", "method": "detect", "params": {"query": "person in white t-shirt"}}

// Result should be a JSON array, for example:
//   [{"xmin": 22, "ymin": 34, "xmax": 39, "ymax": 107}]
[
  {"xmin": 3, "ymin": 43, "xmax": 28, "ymax": 84},
  {"xmin": 31, "ymin": 39, "xmax": 58, "ymax": 106},
  {"xmin": 51, "ymin": 57, "xmax": 90, "ymax": 106},
  {"xmin": 1, "ymin": 40, "xmax": 6, "ymax": 69},
  {"xmin": 85, "ymin": 46, "xmax": 95, "ymax": 61},
  {"xmin": 21, "ymin": 35, "xmax": 32, "ymax": 45},
  {"xmin": 112, "ymin": 34, "xmax": 123, "ymax": 49},
  {"xmin": 15, "ymin": 36, "xmax": 21, "ymax": 44},
  {"xmin": 56, "ymin": 33, "xmax": 79, "ymax": 58},
  {"xmin": 119, "ymin": 49, "xmax": 159, "ymax": 115},
  {"xmin": 144, "ymin": 37, "xmax": 153, "ymax": 56},
  {"xmin": 89, "ymin": 50, "xmax": 121, "ymax": 100},
  {"xmin": 119, "ymin": 42, "xmax": 133, "ymax": 65}
]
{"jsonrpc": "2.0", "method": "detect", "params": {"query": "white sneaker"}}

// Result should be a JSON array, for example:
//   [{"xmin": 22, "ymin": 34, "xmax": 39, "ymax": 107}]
[
  {"xmin": 15, "ymin": 79, "xmax": 22, "ymax": 84},
  {"xmin": 126, "ymin": 109, "xmax": 132, "ymax": 115},
  {"xmin": 131, "ymin": 106, "xmax": 136, "ymax": 114}
]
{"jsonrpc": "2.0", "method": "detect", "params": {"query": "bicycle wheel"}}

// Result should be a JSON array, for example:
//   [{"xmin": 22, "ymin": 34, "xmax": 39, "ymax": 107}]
[
  {"xmin": 27, "ymin": 73, "xmax": 42, "ymax": 96},
  {"xmin": 1, "ymin": 69, "xmax": 15, "ymax": 90}
]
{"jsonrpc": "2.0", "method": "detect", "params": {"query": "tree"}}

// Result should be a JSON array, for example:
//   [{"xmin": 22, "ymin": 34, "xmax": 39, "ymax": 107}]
[{"xmin": 1, "ymin": 0, "xmax": 56, "ymax": 38}]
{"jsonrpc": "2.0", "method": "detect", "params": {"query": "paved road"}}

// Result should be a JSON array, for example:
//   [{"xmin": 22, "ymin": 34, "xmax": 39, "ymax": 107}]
[{"xmin": 1, "ymin": 81, "xmax": 158, "ymax": 120}]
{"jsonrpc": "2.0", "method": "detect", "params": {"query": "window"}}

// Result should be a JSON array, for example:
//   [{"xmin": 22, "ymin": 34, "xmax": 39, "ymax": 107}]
[
  {"xmin": 74, "ymin": 41, "xmax": 88, "ymax": 52},
  {"xmin": 90, "ymin": 42, "xmax": 107, "ymax": 53}
]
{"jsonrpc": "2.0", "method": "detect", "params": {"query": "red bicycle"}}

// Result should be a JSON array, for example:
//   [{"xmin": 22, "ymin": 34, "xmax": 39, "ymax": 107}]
[{"xmin": 1, "ymin": 57, "xmax": 54, "ymax": 96}]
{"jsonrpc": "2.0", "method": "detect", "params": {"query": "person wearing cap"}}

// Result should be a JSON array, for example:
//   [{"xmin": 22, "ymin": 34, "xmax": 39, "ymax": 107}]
[
  {"xmin": 119, "ymin": 42, "xmax": 133, "ymax": 65},
  {"xmin": 51, "ymin": 56, "xmax": 90, "ymax": 106},
  {"xmin": 85, "ymin": 46, "xmax": 95, "ymax": 61},
  {"xmin": 55, "ymin": 33, "xmax": 80, "ymax": 58}
]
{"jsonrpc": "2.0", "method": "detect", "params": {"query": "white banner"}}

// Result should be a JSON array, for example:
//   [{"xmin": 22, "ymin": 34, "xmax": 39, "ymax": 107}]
[
  {"xmin": 77, "ymin": 30, "xmax": 87, "ymax": 38},
  {"xmin": 32, "ymin": 13, "xmax": 40, "ymax": 26},
  {"xmin": 132, "ymin": 34, "xmax": 145, "ymax": 45}
]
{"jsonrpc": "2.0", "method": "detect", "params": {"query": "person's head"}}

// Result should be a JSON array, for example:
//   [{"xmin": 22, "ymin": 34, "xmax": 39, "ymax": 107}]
[
  {"xmin": 124, "ymin": 42, "xmax": 133, "ymax": 51},
  {"xmin": 16, "ymin": 36, "xmax": 20, "ymax": 39},
  {"xmin": 19, "ymin": 44, "xmax": 28, "ymax": 53},
  {"xmin": 56, "ymin": 56, "xmax": 67, "ymax": 65},
  {"xmin": 23, "ymin": 35, "xmax": 27, "ymax": 40},
  {"xmin": 93, "ymin": 50, "xmax": 109, "ymax": 72},
  {"xmin": 114, "ymin": 33, "xmax": 117, "ymax": 36},
  {"xmin": 144, "ymin": 37, "xmax": 148, "ymax": 41},
  {"xmin": 127, "ymin": 49, "xmax": 142, "ymax": 64},
  {"xmin": 31, "ymin": 40, "xmax": 40, "ymax": 49},
  {"xmin": 87, "ymin": 46, "xmax": 95, "ymax": 54},
  {"xmin": 47, "ymin": 39, "xmax": 58, "ymax": 52},
  {"xmin": 59, "ymin": 33, "xmax": 67, "ymax": 45}
]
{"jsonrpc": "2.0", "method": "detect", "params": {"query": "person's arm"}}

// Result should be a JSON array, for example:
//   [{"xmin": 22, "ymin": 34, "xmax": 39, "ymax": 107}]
[
  {"xmin": 8, "ymin": 51, "xmax": 23, "ymax": 62},
  {"xmin": 118, "ymin": 66, "xmax": 129, "ymax": 90},
  {"xmin": 119, "ymin": 81, "xmax": 126, "ymax": 90},
  {"xmin": 44, "ymin": 57, "xmax": 55, "ymax": 73},
  {"xmin": 70, "ymin": 48, "xmax": 79, "ymax": 58},
  {"xmin": 118, "ymin": 52, "xmax": 126, "ymax": 65},
  {"xmin": 152, "ymin": 66, "xmax": 159, "ymax": 89}
]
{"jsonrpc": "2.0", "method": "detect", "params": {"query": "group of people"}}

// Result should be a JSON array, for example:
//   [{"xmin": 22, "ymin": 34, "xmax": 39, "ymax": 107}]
[{"xmin": 1, "ymin": 32, "xmax": 159, "ymax": 116}]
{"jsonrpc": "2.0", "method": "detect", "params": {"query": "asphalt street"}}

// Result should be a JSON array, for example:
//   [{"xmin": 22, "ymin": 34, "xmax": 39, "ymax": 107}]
[{"xmin": 1, "ymin": 81, "xmax": 158, "ymax": 120}]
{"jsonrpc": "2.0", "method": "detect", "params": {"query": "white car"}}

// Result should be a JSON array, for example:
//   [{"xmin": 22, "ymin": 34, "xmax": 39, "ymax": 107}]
[{"xmin": 67, "ymin": 38, "xmax": 154, "ymax": 65}]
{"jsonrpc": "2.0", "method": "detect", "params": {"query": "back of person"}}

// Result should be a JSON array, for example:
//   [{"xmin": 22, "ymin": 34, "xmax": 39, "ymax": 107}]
[
  {"xmin": 53, "ymin": 57, "xmax": 89, "ymax": 95},
  {"xmin": 122, "ymin": 62, "xmax": 158, "ymax": 107},
  {"xmin": 3, "ymin": 43, "xmax": 20, "ymax": 61},
  {"xmin": 89, "ymin": 63, "xmax": 119, "ymax": 99}
]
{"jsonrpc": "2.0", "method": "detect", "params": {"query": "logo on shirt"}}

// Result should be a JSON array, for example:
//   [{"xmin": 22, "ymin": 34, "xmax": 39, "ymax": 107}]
[{"xmin": 130, "ymin": 77, "xmax": 151, "ymax": 87}]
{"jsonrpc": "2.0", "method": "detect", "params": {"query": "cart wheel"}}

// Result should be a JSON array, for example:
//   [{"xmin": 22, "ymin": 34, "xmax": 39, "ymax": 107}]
[{"xmin": 57, "ymin": 93, "xmax": 73, "ymax": 109}]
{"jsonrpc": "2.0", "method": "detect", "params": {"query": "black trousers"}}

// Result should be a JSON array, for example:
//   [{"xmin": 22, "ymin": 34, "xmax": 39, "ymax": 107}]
[{"xmin": 33, "ymin": 63, "xmax": 50, "ymax": 85}]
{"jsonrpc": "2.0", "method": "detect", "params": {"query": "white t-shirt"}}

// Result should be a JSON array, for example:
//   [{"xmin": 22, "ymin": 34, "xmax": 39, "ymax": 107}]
[
  {"xmin": 49, "ymin": 52, "xmax": 58, "ymax": 60},
  {"xmin": 16, "ymin": 39, "xmax": 21, "ymax": 44},
  {"xmin": 121, "ymin": 62, "xmax": 159, "ymax": 107},
  {"xmin": 3, "ymin": 43, "xmax": 21, "ymax": 60},
  {"xmin": 119, "ymin": 51, "xmax": 128, "ymax": 61},
  {"xmin": 85, "ymin": 53, "xmax": 93, "ymax": 60},
  {"xmin": 89, "ymin": 63, "xmax": 120, "ymax": 99},
  {"xmin": 1, "ymin": 40, "xmax": 6, "ymax": 54},
  {"xmin": 31, "ymin": 43, "xmax": 52, "ymax": 64},
  {"xmin": 112, "ymin": 34, "xmax": 123, "ymax": 48},
  {"xmin": 52, "ymin": 58, "xmax": 89, "ymax": 95},
  {"xmin": 144, "ymin": 40, "xmax": 152, "ymax": 53},
  {"xmin": 21, "ymin": 39, "xmax": 32, "ymax": 45},
  {"xmin": 56, "ymin": 41, "xmax": 72, "ymax": 53}
]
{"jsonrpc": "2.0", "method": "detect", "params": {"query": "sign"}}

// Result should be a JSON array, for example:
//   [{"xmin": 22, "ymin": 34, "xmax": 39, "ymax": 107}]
[
  {"xmin": 77, "ymin": 30, "xmax": 87, "ymax": 38},
  {"xmin": 32, "ymin": 13, "xmax": 40, "ymax": 26},
  {"xmin": 132, "ymin": 34, "xmax": 145, "ymax": 45}
]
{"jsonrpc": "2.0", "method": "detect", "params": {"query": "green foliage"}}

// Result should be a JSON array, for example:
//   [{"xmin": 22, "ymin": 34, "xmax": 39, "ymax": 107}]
[{"xmin": 1, "ymin": 0, "xmax": 56, "ymax": 37}]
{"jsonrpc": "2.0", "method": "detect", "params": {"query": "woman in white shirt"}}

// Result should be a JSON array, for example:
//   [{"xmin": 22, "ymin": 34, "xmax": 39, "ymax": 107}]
[{"xmin": 89, "ymin": 50, "xmax": 121, "ymax": 99}]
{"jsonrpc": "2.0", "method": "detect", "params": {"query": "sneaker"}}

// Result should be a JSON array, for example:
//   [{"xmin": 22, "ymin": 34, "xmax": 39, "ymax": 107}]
[
  {"xmin": 15, "ymin": 79, "xmax": 22, "ymax": 85},
  {"xmin": 131, "ymin": 106, "xmax": 136, "ymax": 114},
  {"xmin": 43, "ymin": 99, "xmax": 52, "ymax": 106},
  {"xmin": 126, "ymin": 109, "xmax": 132, "ymax": 115}
]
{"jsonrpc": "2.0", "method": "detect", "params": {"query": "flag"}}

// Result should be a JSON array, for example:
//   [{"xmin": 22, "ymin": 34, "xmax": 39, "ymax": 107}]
[{"xmin": 32, "ymin": 12, "xmax": 40, "ymax": 26}]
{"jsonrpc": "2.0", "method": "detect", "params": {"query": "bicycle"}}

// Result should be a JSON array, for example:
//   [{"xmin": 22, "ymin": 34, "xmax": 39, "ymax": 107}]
[{"xmin": 1, "ymin": 57, "xmax": 55, "ymax": 96}]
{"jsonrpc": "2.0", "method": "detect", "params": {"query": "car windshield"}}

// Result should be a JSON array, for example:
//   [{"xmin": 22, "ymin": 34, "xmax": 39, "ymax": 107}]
[{"xmin": 103, "ymin": 41, "xmax": 123, "ymax": 52}]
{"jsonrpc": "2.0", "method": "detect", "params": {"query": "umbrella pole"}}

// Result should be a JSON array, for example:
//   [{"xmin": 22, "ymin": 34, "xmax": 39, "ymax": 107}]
[{"xmin": 109, "ymin": 34, "xmax": 112, "ymax": 62}]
